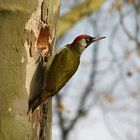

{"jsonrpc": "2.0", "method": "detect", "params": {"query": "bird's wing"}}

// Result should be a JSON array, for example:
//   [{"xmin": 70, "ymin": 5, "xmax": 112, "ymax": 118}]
[
  {"xmin": 28, "ymin": 55, "xmax": 55, "ymax": 112},
  {"xmin": 29, "ymin": 60, "xmax": 45, "ymax": 104}
]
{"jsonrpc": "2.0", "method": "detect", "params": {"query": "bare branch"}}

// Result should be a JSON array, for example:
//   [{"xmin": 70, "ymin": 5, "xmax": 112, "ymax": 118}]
[{"xmin": 57, "ymin": 0, "xmax": 106, "ymax": 39}]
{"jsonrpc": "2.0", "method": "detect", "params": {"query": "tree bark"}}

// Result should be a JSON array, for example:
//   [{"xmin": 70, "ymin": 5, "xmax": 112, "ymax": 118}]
[{"xmin": 0, "ymin": 0, "xmax": 60, "ymax": 139}]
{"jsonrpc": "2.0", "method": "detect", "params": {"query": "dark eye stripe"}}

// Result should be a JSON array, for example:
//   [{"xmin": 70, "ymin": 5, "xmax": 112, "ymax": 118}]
[
  {"xmin": 86, "ymin": 38, "xmax": 90, "ymax": 42},
  {"xmin": 86, "ymin": 38, "xmax": 92, "ymax": 44}
]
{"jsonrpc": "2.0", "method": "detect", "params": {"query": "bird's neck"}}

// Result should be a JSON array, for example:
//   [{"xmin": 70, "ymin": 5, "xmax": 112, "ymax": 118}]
[{"xmin": 70, "ymin": 43, "xmax": 85, "ymax": 54}]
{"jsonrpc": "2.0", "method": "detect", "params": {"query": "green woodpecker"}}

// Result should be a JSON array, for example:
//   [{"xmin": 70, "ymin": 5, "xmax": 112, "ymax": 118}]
[{"xmin": 27, "ymin": 35, "xmax": 105, "ymax": 114}]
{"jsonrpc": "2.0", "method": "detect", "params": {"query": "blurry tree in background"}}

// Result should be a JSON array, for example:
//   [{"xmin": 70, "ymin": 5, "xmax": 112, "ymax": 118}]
[{"xmin": 52, "ymin": 0, "xmax": 140, "ymax": 140}]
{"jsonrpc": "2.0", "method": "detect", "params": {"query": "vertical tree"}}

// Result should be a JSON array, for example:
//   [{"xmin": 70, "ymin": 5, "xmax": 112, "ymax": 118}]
[{"xmin": 0, "ymin": 0, "xmax": 60, "ymax": 139}]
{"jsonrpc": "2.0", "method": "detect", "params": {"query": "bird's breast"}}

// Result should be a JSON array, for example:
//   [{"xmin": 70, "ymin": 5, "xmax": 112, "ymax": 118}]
[{"xmin": 45, "ymin": 47, "xmax": 80, "ymax": 93}]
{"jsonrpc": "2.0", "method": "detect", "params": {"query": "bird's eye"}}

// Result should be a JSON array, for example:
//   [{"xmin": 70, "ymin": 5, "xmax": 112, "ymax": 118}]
[
  {"xmin": 86, "ymin": 38, "xmax": 90, "ymax": 42},
  {"xmin": 86, "ymin": 38, "xmax": 91, "ymax": 44}
]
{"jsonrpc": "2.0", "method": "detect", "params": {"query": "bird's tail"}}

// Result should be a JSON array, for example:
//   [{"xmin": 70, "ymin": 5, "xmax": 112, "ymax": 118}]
[
  {"xmin": 27, "ymin": 91, "xmax": 51, "ymax": 115},
  {"xmin": 27, "ymin": 97, "xmax": 40, "ymax": 115}
]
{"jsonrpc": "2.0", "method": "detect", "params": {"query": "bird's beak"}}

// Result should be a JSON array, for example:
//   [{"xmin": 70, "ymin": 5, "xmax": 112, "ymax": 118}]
[{"xmin": 91, "ymin": 36, "xmax": 106, "ymax": 42}]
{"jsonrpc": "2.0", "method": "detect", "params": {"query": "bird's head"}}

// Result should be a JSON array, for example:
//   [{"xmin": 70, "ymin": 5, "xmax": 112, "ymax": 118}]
[{"xmin": 70, "ymin": 35, "xmax": 105, "ymax": 52}]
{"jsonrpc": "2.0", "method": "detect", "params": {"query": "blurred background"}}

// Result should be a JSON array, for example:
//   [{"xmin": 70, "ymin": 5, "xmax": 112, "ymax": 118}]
[{"xmin": 53, "ymin": 0, "xmax": 140, "ymax": 140}]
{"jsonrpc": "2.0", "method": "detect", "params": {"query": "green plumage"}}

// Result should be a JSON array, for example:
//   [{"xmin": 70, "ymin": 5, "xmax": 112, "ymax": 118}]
[
  {"xmin": 45, "ymin": 46, "xmax": 80, "ymax": 93},
  {"xmin": 28, "ymin": 35, "xmax": 105, "ymax": 113},
  {"xmin": 28, "ymin": 44, "xmax": 82, "ymax": 113}
]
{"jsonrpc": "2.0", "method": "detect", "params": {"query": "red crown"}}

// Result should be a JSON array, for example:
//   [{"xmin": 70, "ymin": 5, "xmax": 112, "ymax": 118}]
[{"xmin": 71, "ymin": 34, "xmax": 92, "ymax": 46}]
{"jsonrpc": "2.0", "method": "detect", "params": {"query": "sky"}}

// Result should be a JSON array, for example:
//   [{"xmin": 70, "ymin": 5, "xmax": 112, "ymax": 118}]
[{"xmin": 52, "ymin": 0, "xmax": 140, "ymax": 140}]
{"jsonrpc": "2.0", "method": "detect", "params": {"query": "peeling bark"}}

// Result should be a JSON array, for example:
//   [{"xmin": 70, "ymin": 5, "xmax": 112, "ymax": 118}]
[{"xmin": 0, "ymin": 0, "xmax": 60, "ymax": 139}]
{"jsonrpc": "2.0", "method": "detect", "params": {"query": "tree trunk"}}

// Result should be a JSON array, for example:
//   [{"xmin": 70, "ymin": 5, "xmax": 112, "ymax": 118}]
[{"xmin": 0, "ymin": 0, "xmax": 60, "ymax": 139}]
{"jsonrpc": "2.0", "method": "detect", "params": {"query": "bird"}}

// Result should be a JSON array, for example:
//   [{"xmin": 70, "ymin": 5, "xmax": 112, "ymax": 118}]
[{"xmin": 27, "ymin": 34, "xmax": 105, "ymax": 114}]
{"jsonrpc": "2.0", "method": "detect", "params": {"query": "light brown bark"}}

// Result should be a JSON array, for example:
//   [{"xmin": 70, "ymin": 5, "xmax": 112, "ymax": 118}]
[{"xmin": 0, "ymin": 0, "xmax": 60, "ymax": 139}]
